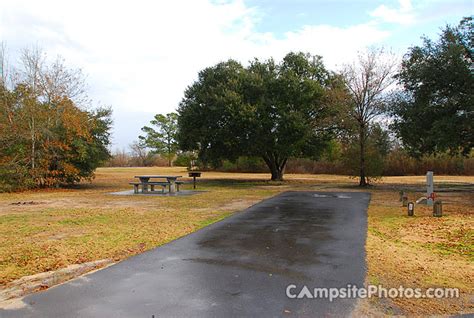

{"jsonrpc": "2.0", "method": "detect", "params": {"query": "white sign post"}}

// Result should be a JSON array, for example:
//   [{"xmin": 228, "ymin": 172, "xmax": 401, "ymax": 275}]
[{"xmin": 426, "ymin": 171, "xmax": 434, "ymax": 206}]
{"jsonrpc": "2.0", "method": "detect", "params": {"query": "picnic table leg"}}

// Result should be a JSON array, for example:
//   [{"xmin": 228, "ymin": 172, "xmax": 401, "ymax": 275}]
[
  {"xmin": 151, "ymin": 185, "xmax": 155, "ymax": 192},
  {"xmin": 140, "ymin": 177, "xmax": 150, "ymax": 193},
  {"xmin": 133, "ymin": 184, "xmax": 139, "ymax": 194},
  {"xmin": 169, "ymin": 179, "xmax": 176, "ymax": 193}
]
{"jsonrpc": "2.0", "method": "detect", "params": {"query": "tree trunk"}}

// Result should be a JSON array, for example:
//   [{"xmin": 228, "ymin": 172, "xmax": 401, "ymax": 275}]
[
  {"xmin": 270, "ymin": 168, "xmax": 284, "ymax": 181},
  {"xmin": 262, "ymin": 154, "xmax": 287, "ymax": 181},
  {"xmin": 30, "ymin": 116, "xmax": 36, "ymax": 169},
  {"xmin": 359, "ymin": 124, "xmax": 367, "ymax": 187}
]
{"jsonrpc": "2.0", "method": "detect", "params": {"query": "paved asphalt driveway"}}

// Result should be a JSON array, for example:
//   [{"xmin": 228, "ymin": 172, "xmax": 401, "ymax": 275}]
[{"xmin": 1, "ymin": 191, "xmax": 370, "ymax": 318}]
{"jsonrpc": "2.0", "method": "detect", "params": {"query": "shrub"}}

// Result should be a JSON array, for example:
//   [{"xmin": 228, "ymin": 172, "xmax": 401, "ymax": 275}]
[
  {"xmin": 174, "ymin": 152, "xmax": 195, "ymax": 167},
  {"xmin": 216, "ymin": 157, "xmax": 267, "ymax": 172},
  {"xmin": 0, "ymin": 163, "xmax": 35, "ymax": 192}
]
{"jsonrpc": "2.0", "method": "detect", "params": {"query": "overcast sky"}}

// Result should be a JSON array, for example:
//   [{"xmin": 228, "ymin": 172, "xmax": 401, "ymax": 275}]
[{"xmin": 0, "ymin": 0, "xmax": 471, "ymax": 150}]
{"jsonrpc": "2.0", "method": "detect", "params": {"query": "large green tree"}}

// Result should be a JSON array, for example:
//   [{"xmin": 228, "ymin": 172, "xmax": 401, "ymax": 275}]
[
  {"xmin": 140, "ymin": 112, "xmax": 179, "ymax": 166},
  {"xmin": 391, "ymin": 17, "xmax": 473, "ymax": 157},
  {"xmin": 178, "ymin": 52, "xmax": 337, "ymax": 181}
]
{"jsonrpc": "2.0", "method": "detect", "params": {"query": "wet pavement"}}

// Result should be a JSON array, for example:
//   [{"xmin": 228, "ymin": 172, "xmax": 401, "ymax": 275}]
[{"xmin": 1, "ymin": 191, "xmax": 370, "ymax": 318}]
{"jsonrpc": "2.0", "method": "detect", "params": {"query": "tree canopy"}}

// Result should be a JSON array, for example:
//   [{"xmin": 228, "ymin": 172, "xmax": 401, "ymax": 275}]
[
  {"xmin": 391, "ymin": 17, "xmax": 474, "ymax": 157},
  {"xmin": 177, "ymin": 52, "xmax": 339, "ymax": 180},
  {"xmin": 139, "ymin": 112, "xmax": 179, "ymax": 166}
]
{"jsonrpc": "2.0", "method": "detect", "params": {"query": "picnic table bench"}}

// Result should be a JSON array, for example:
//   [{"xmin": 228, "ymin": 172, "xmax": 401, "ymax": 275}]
[
  {"xmin": 129, "ymin": 181, "xmax": 169, "ymax": 194},
  {"xmin": 131, "ymin": 175, "xmax": 183, "ymax": 194}
]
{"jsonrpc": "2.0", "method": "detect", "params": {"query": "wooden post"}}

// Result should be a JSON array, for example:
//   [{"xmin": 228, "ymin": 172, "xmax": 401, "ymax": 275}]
[
  {"xmin": 402, "ymin": 194, "xmax": 408, "ymax": 207},
  {"xmin": 399, "ymin": 190, "xmax": 404, "ymax": 202},
  {"xmin": 433, "ymin": 200, "xmax": 442, "ymax": 217},
  {"xmin": 426, "ymin": 171, "xmax": 434, "ymax": 206},
  {"xmin": 407, "ymin": 202, "xmax": 414, "ymax": 216}
]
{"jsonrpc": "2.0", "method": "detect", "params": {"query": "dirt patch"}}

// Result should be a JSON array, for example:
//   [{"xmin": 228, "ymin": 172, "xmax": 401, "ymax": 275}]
[
  {"xmin": 351, "ymin": 297, "xmax": 403, "ymax": 317},
  {"xmin": 255, "ymin": 185, "xmax": 292, "ymax": 190},
  {"xmin": 0, "ymin": 259, "xmax": 113, "ymax": 308},
  {"xmin": 0, "ymin": 196, "xmax": 158, "ymax": 215},
  {"xmin": 10, "ymin": 201, "xmax": 43, "ymax": 206},
  {"xmin": 400, "ymin": 215, "xmax": 473, "ymax": 249},
  {"xmin": 219, "ymin": 199, "xmax": 262, "ymax": 211}
]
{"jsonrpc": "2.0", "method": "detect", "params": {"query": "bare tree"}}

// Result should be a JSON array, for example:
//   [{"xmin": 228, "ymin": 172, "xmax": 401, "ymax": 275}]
[
  {"xmin": 39, "ymin": 57, "xmax": 88, "ymax": 107},
  {"xmin": 129, "ymin": 141, "xmax": 149, "ymax": 166},
  {"xmin": 0, "ymin": 43, "xmax": 21, "ymax": 90},
  {"xmin": 1, "ymin": 44, "xmax": 27, "ymax": 169},
  {"xmin": 20, "ymin": 47, "xmax": 44, "ymax": 95},
  {"xmin": 20, "ymin": 47, "xmax": 88, "ymax": 106},
  {"xmin": 19, "ymin": 48, "xmax": 90, "ymax": 170},
  {"xmin": 0, "ymin": 43, "xmax": 14, "ymax": 148},
  {"xmin": 19, "ymin": 48, "xmax": 45, "ymax": 170},
  {"xmin": 0, "ymin": 42, "xmax": 7, "ymax": 87},
  {"xmin": 342, "ymin": 48, "xmax": 397, "ymax": 186}
]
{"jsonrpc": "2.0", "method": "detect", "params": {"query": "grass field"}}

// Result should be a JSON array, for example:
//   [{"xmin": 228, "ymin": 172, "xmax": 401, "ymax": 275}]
[{"xmin": 0, "ymin": 167, "xmax": 472, "ymax": 315}]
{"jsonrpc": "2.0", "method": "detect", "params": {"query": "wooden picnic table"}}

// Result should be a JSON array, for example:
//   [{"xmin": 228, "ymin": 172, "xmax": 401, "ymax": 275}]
[{"xmin": 133, "ymin": 175, "xmax": 183, "ymax": 193}]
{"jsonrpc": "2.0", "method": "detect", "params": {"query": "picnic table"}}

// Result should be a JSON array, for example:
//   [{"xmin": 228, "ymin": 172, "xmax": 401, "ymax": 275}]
[{"xmin": 131, "ymin": 175, "xmax": 183, "ymax": 194}]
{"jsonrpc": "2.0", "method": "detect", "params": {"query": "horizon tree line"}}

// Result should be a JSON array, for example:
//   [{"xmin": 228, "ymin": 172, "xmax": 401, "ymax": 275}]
[
  {"xmin": 1, "ymin": 17, "xmax": 471, "ymax": 190},
  {"xmin": 139, "ymin": 17, "xmax": 472, "ymax": 185}
]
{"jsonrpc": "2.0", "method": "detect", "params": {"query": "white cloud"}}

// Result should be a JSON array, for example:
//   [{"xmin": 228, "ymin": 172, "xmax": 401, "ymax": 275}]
[
  {"xmin": 0, "ymin": 0, "xmax": 393, "ymax": 148},
  {"xmin": 276, "ymin": 23, "xmax": 389, "ymax": 69},
  {"xmin": 370, "ymin": 0, "xmax": 415, "ymax": 25}
]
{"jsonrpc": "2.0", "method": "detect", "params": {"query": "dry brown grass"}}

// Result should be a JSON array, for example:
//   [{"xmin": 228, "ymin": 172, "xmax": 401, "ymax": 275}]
[
  {"xmin": 0, "ymin": 167, "xmax": 282, "ymax": 286},
  {"xmin": 0, "ymin": 167, "xmax": 472, "ymax": 315},
  {"xmin": 365, "ymin": 190, "xmax": 473, "ymax": 316}
]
